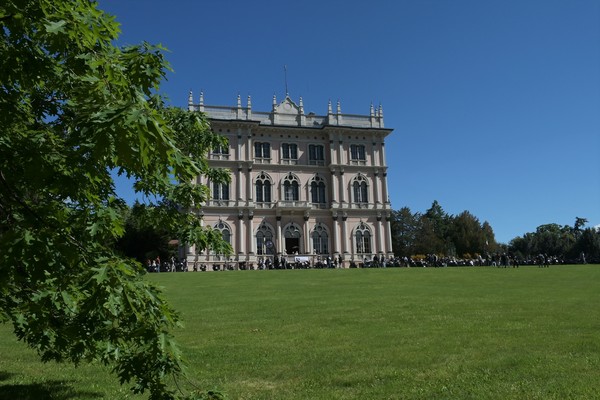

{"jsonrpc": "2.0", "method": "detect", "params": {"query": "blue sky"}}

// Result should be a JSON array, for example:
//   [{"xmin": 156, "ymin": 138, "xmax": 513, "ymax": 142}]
[{"xmin": 101, "ymin": 0, "xmax": 600, "ymax": 243}]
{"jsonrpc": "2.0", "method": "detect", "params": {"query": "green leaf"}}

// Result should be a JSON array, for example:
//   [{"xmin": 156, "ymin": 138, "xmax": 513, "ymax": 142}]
[{"xmin": 45, "ymin": 19, "xmax": 67, "ymax": 34}]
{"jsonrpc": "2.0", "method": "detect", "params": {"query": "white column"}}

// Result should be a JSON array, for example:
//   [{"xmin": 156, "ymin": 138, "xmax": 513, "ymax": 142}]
[
  {"xmin": 246, "ymin": 129, "xmax": 253, "ymax": 204},
  {"xmin": 237, "ymin": 213, "xmax": 244, "ymax": 256},
  {"xmin": 187, "ymin": 209, "xmax": 196, "ymax": 257},
  {"xmin": 304, "ymin": 215, "xmax": 310, "ymax": 254},
  {"xmin": 329, "ymin": 139, "xmax": 336, "ymax": 166},
  {"xmin": 380, "ymin": 141, "xmax": 386, "ymax": 167},
  {"xmin": 377, "ymin": 217, "xmax": 384, "ymax": 254},
  {"xmin": 385, "ymin": 215, "xmax": 393, "ymax": 255},
  {"xmin": 373, "ymin": 171, "xmax": 380, "ymax": 205},
  {"xmin": 332, "ymin": 216, "xmax": 340, "ymax": 255},
  {"xmin": 246, "ymin": 129, "xmax": 253, "ymax": 160},
  {"xmin": 237, "ymin": 165, "xmax": 243, "ymax": 201},
  {"xmin": 330, "ymin": 170, "xmax": 338, "ymax": 204},
  {"xmin": 382, "ymin": 171, "xmax": 389, "ymax": 205},
  {"xmin": 248, "ymin": 214, "xmax": 255, "ymax": 254},
  {"xmin": 339, "ymin": 171, "xmax": 346, "ymax": 204},
  {"xmin": 341, "ymin": 214, "xmax": 348, "ymax": 255},
  {"xmin": 371, "ymin": 141, "xmax": 379, "ymax": 167},
  {"xmin": 277, "ymin": 217, "xmax": 282, "ymax": 255},
  {"xmin": 247, "ymin": 166, "xmax": 253, "ymax": 201},
  {"xmin": 236, "ymin": 129, "xmax": 242, "ymax": 161}
]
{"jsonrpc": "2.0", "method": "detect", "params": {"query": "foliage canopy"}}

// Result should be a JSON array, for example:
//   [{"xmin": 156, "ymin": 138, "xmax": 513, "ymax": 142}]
[
  {"xmin": 1, "ymin": 1, "xmax": 228, "ymax": 398},
  {"xmin": 391, "ymin": 201, "xmax": 498, "ymax": 258}
]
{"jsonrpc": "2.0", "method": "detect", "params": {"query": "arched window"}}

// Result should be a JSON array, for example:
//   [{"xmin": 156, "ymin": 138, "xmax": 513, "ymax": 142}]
[
  {"xmin": 352, "ymin": 175, "xmax": 369, "ymax": 204},
  {"xmin": 214, "ymin": 220, "xmax": 231, "ymax": 245},
  {"xmin": 355, "ymin": 222, "xmax": 372, "ymax": 254},
  {"xmin": 282, "ymin": 173, "xmax": 299, "ymax": 201},
  {"xmin": 256, "ymin": 172, "xmax": 272, "ymax": 203},
  {"xmin": 311, "ymin": 223, "xmax": 329, "ymax": 255},
  {"xmin": 256, "ymin": 223, "xmax": 274, "ymax": 255},
  {"xmin": 310, "ymin": 175, "xmax": 326, "ymax": 205}
]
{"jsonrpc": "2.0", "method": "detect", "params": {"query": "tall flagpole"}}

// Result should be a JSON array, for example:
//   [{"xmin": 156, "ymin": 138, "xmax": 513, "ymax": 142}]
[{"xmin": 284, "ymin": 65, "xmax": 288, "ymax": 96}]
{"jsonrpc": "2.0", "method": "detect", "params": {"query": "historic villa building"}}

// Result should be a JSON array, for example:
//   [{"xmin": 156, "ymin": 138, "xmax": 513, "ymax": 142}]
[{"xmin": 185, "ymin": 92, "xmax": 393, "ymax": 269}]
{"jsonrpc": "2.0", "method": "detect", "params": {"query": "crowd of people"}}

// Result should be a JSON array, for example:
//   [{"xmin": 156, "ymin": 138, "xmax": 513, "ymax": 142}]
[
  {"xmin": 146, "ymin": 256, "xmax": 188, "ymax": 273},
  {"xmin": 146, "ymin": 252, "xmax": 584, "ymax": 272}
]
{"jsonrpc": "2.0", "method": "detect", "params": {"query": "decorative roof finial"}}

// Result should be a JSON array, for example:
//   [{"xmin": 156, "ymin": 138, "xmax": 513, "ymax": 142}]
[
  {"xmin": 337, "ymin": 99, "xmax": 341, "ymax": 115},
  {"xmin": 199, "ymin": 91, "xmax": 204, "ymax": 106},
  {"xmin": 370, "ymin": 102, "xmax": 374, "ymax": 117},
  {"xmin": 378, "ymin": 103, "xmax": 384, "ymax": 118},
  {"xmin": 299, "ymin": 96, "xmax": 304, "ymax": 114},
  {"xmin": 273, "ymin": 94, "xmax": 277, "ymax": 106},
  {"xmin": 188, "ymin": 90, "xmax": 193, "ymax": 106},
  {"xmin": 237, "ymin": 93, "xmax": 241, "ymax": 108},
  {"xmin": 328, "ymin": 99, "xmax": 333, "ymax": 115},
  {"xmin": 247, "ymin": 95, "xmax": 252, "ymax": 109}
]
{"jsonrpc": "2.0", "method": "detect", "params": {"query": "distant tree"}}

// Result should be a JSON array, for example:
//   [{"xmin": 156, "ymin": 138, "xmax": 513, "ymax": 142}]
[
  {"xmin": 573, "ymin": 217, "xmax": 588, "ymax": 238},
  {"xmin": 509, "ymin": 233, "xmax": 534, "ymax": 259},
  {"xmin": 391, "ymin": 207, "xmax": 419, "ymax": 256},
  {"xmin": 532, "ymin": 224, "xmax": 574, "ymax": 256},
  {"xmin": 115, "ymin": 202, "xmax": 172, "ymax": 264},
  {"xmin": 481, "ymin": 221, "xmax": 499, "ymax": 254},
  {"xmin": 449, "ymin": 211, "xmax": 485, "ymax": 257},
  {"xmin": 0, "ymin": 1, "xmax": 229, "ymax": 398},
  {"xmin": 419, "ymin": 200, "xmax": 452, "ymax": 254},
  {"xmin": 507, "ymin": 219, "xmax": 596, "ymax": 262},
  {"xmin": 391, "ymin": 201, "xmax": 499, "ymax": 258},
  {"xmin": 571, "ymin": 227, "xmax": 600, "ymax": 262}
]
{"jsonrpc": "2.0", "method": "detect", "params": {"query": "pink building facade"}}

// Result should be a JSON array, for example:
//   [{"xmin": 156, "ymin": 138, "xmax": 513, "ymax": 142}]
[{"xmin": 185, "ymin": 93, "xmax": 394, "ymax": 269}]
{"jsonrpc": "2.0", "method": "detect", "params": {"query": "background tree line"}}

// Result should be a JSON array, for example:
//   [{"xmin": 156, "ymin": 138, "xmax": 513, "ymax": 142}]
[
  {"xmin": 391, "ymin": 202, "xmax": 600, "ymax": 263},
  {"xmin": 117, "ymin": 198, "xmax": 600, "ymax": 265},
  {"xmin": 391, "ymin": 200, "xmax": 499, "ymax": 258},
  {"xmin": 508, "ymin": 217, "xmax": 600, "ymax": 263}
]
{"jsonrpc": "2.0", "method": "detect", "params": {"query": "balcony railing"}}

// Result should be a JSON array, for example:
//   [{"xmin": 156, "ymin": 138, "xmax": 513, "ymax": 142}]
[
  {"xmin": 276, "ymin": 200, "xmax": 309, "ymax": 209},
  {"xmin": 206, "ymin": 199, "xmax": 232, "ymax": 207},
  {"xmin": 254, "ymin": 202, "xmax": 275, "ymax": 209}
]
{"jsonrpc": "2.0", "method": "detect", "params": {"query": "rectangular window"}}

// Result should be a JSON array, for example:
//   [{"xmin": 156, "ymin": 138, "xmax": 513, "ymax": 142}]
[
  {"xmin": 308, "ymin": 144, "xmax": 325, "ymax": 166},
  {"xmin": 281, "ymin": 143, "xmax": 298, "ymax": 163},
  {"xmin": 350, "ymin": 144, "xmax": 366, "ymax": 161},
  {"xmin": 210, "ymin": 143, "xmax": 230, "ymax": 160},
  {"xmin": 212, "ymin": 144, "xmax": 229, "ymax": 155},
  {"xmin": 212, "ymin": 182, "xmax": 229, "ymax": 201},
  {"xmin": 254, "ymin": 142, "xmax": 271, "ymax": 162}
]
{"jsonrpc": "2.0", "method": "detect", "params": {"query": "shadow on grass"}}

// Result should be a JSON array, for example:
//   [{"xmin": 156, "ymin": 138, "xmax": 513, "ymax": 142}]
[{"xmin": 0, "ymin": 372, "xmax": 103, "ymax": 400}]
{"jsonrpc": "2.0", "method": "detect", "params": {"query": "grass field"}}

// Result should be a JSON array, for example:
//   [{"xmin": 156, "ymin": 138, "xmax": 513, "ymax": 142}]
[{"xmin": 1, "ymin": 265, "xmax": 600, "ymax": 399}]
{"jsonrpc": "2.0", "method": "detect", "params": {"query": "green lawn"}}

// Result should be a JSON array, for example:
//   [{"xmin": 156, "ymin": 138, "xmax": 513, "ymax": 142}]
[{"xmin": 1, "ymin": 265, "xmax": 600, "ymax": 399}]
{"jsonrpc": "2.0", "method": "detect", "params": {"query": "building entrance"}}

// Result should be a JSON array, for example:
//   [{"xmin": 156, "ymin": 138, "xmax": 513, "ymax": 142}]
[{"xmin": 285, "ymin": 237, "xmax": 300, "ymax": 255}]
